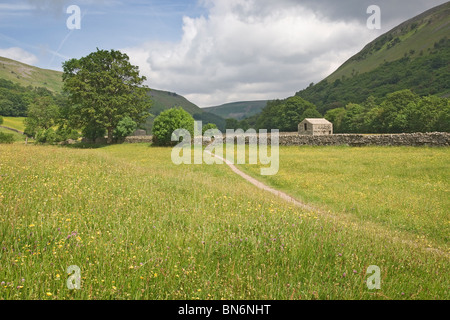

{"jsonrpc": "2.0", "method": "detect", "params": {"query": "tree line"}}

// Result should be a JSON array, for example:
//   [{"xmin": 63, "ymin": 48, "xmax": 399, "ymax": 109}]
[
  {"xmin": 0, "ymin": 78, "xmax": 58, "ymax": 117},
  {"xmin": 228, "ymin": 89, "xmax": 449, "ymax": 134}
]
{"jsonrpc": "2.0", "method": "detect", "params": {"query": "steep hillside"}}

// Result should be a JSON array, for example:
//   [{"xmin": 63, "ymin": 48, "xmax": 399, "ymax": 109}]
[
  {"xmin": 0, "ymin": 56, "xmax": 63, "ymax": 92},
  {"xmin": 295, "ymin": 2, "xmax": 450, "ymax": 113},
  {"xmin": 327, "ymin": 2, "xmax": 450, "ymax": 82},
  {"xmin": 203, "ymin": 100, "xmax": 268, "ymax": 120}
]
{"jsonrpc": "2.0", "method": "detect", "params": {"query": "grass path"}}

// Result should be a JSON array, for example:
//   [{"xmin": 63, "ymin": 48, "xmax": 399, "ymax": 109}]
[{"xmin": 205, "ymin": 150, "xmax": 315, "ymax": 211}]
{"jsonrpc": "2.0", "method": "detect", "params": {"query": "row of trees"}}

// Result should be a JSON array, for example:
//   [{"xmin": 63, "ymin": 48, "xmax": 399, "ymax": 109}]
[
  {"xmin": 236, "ymin": 96, "xmax": 323, "ymax": 131},
  {"xmin": 0, "ymin": 79, "xmax": 56, "ymax": 117},
  {"xmin": 325, "ymin": 90, "xmax": 450, "ymax": 133},
  {"xmin": 235, "ymin": 89, "xmax": 449, "ymax": 134}
]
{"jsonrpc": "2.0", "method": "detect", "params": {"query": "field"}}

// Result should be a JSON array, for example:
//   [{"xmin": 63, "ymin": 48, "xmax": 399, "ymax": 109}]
[
  {"xmin": 1, "ymin": 117, "xmax": 26, "ymax": 133},
  {"xmin": 0, "ymin": 143, "xmax": 448, "ymax": 300},
  {"xmin": 238, "ymin": 146, "xmax": 450, "ymax": 248}
]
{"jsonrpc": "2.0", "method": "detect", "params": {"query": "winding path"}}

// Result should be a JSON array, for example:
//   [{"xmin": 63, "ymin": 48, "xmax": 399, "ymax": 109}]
[{"xmin": 205, "ymin": 150, "xmax": 316, "ymax": 212}]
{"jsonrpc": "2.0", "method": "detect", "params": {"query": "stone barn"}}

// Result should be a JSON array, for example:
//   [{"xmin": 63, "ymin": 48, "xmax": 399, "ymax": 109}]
[
  {"xmin": 298, "ymin": 118, "xmax": 333, "ymax": 136},
  {"xmin": 132, "ymin": 129, "xmax": 147, "ymax": 136}
]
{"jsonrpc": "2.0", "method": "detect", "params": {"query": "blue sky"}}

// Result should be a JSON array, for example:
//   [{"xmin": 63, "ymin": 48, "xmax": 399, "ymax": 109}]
[
  {"xmin": 0, "ymin": 0, "xmax": 448, "ymax": 107},
  {"xmin": 0, "ymin": 0, "xmax": 206, "ymax": 68}
]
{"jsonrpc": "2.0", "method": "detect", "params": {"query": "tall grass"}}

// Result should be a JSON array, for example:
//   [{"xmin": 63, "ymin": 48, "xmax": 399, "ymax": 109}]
[
  {"xmin": 238, "ymin": 146, "xmax": 450, "ymax": 248},
  {"xmin": 0, "ymin": 144, "xmax": 448, "ymax": 300}
]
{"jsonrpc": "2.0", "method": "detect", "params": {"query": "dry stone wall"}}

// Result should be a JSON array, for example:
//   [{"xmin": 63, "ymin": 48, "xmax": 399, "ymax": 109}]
[
  {"xmin": 220, "ymin": 132, "xmax": 450, "ymax": 147},
  {"xmin": 106, "ymin": 132, "xmax": 450, "ymax": 147},
  {"xmin": 124, "ymin": 135, "xmax": 153, "ymax": 144}
]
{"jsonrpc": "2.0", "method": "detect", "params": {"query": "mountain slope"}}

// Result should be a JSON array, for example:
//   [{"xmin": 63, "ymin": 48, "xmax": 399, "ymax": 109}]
[
  {"xmin": 144, "ymin": 89, "xmax": 226, "ymax": 132},
  {"xmin": 327, "ymin": 2, "xmax": 450, "ymax": 82},
  {"xmin": 0, "ymin": 56, "xmax": 63, "ymax": 92},
  {"xmin": 295, "ymin": 2, "xmax": 450, "ymax": 113},
  {"xmin": 203, "ymin": 100, "xmax": 268, "ymax": 120}
]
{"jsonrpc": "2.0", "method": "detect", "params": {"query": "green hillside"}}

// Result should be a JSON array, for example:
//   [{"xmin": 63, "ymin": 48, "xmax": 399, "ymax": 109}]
[
  {"xmin": 327, "ymin": 2, "xmax": 450, "ymax": 83},
  {"xmin": 145, "ymin": 89, "xmax": 226, "ymax": 132},
  {"xmin": 203, "ymin": 100, "xmax": 268, "ymax": 120},
  {"xmin": 295, "ymin": 2, "xmax": 450, "ymax": 113},
  {"xmin": 0, "ymin": 56, "xmax": 63, "ymax": 93}
]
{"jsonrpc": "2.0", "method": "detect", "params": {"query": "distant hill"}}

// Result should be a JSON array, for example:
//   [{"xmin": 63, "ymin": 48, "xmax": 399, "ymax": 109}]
[
  {"xmin": 203, "ymin": 100, "xmax": 268, "ymax": 120},
  {"xmin": 0, "ymin": 56, "xmax": 225, "ymax": 132},
  {"xmin": 0, "ymin": 56, "xmax": 63, "ymax": 93},
  {"xmin": 295, "ymin": 2, "xmax": 450, "ymax": 114},
  {"xmin": 144, "ymin": 89, "xmax": 226, "ymax": 132}
]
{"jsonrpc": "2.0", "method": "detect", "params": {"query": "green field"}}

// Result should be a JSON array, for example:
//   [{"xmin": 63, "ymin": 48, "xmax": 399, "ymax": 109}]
[
  {"xmin": 1, "ymin": 117, "xmax": 26, "ymax": 132},
  {"xmin": 0, "ymin": 144, "xmax": 448, "ymax": 300}
]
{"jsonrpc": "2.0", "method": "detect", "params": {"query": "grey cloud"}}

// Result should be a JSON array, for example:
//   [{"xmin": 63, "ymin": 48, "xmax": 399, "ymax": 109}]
[
  {"xmin": 291, "ymin": 0, "xmax": 449, "ymax": 29},
  {"xmin": 126, "ymin": 0, "xmax": 449, "ymax": 107}
]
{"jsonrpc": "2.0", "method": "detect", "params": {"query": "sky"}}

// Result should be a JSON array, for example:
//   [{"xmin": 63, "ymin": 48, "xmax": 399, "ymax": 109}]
[{"xmin": 0, "ymin": 0, "xmax": 448, "ymax": 107}]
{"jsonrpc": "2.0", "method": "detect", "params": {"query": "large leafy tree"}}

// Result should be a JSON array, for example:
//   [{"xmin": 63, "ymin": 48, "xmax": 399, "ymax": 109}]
[
  {"xmin": 62, "ymin": 49, "xmax": 151, "ymax": 143},
  {"xmin": 277, "ymin": 96, "xmax": 320, "ymax": 131}
]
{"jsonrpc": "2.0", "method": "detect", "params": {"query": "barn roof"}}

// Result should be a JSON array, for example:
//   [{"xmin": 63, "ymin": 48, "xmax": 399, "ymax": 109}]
[{"xmin": 302, "ymin": 118, "xmax": 332, "ymax": 125}]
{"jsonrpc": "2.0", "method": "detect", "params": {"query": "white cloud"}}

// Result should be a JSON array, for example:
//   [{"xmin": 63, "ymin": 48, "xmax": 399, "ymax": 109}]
[
  {"xmin": 123, "ymin": 0, "xmax": 380, "ymax": 107},
  {"xmin": 0, "ymin": 47, "xmax": 39, "ymax": 65},
  {"xmin": 0, "ymin": 3, "xmax": 33, "ymax": 11}
]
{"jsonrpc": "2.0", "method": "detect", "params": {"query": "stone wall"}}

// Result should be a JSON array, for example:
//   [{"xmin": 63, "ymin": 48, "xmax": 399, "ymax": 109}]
[
  {"xmin": 124, "ymin": 135, "xmax": 153, "ymax": 144},
  {"xmin": 219, "ymin": 132, "xmax": 450, "ymax": 147},
  {"xmin": 100, "ymin": 132, "xmax": 450, "ymax": 147},
  {"xmin": 0, "ymin": 125, "xmax": 24, "ymax": 135}
]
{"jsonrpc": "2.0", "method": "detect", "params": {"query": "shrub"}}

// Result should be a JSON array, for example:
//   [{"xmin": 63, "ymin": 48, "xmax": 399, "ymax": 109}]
[
  {"xmin": 0, "ymin": 116, "xmax": 3, "ymax": 125},
  {"xmin": 35, "ymin": 128, "xmax": 57, "ymax": 144},
  {"xmin": 113, "ymin": 116, "xmax": 137, "ymax": 140},
  {"xmin": 0, "ymin": 131, "xmax": 15, "ymax": 144},
  {"xmin": 202, "ymin": 123, "xmax": 218, "ymax": 135},
  {"xmin": 152, "ymin": 107, "xmax": 194, "ymax": 146}
]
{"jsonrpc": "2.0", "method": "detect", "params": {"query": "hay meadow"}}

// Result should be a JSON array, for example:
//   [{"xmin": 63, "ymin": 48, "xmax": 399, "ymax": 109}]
[{"xmin": 0, "ymin": 143, "xmax": 448, "ymax": 300}]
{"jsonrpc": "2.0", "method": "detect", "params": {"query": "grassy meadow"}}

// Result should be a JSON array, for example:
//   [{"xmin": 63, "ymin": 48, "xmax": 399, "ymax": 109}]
[
  {"xmin": 237, "ymin": 146, "xmax": 450, "ymax": 248},
  {"xmin": 0, "ymin": 143, "xmax": 448, "ymax": 300}
]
